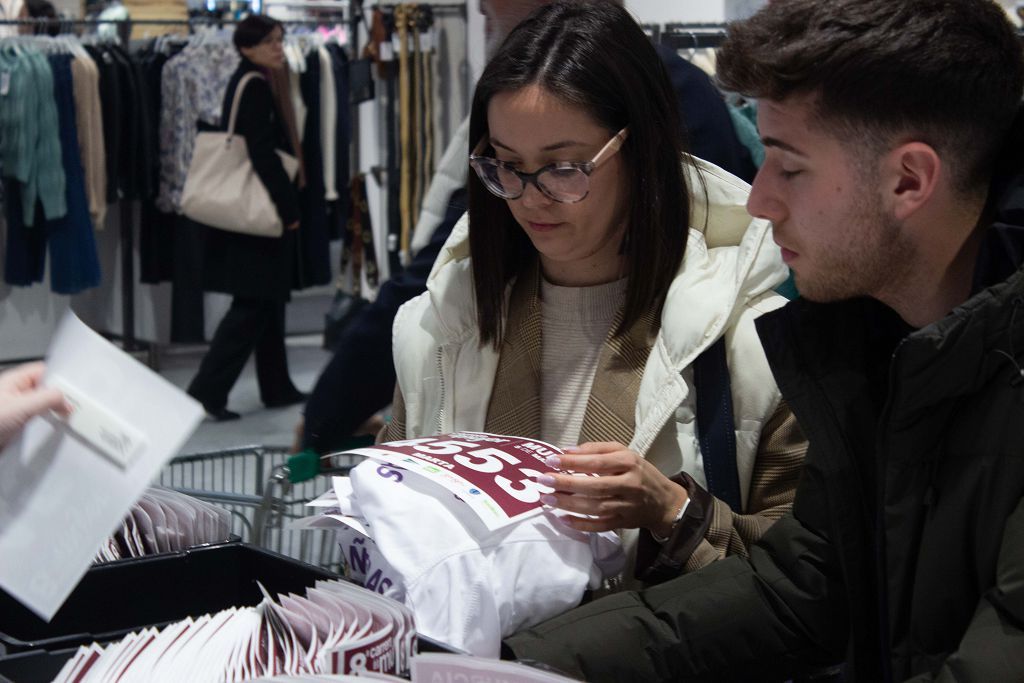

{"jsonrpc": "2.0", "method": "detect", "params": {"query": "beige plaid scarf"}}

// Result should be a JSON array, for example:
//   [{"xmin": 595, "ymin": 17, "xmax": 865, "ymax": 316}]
[{"xmin": 484, "ymin": 260, "xmax": 659, "ymax": 446}]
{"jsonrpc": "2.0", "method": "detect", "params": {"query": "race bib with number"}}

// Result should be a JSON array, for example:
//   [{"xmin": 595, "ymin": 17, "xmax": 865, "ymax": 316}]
[{"xmin": 345, "ymin": 433, "xmax": 566, "ymax": 531}]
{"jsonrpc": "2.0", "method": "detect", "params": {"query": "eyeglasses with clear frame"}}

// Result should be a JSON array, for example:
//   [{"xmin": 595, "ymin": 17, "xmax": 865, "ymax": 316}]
[{"xmin": 469, "ymin": 128, "xmax": 629, "ymax": 204}]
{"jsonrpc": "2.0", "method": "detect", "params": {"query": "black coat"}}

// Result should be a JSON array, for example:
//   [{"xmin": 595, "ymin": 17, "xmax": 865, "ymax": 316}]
[
  {"xmin": 505, "ymin": 218, "xmax": 1024, "ymax": 681},
  {"xmin": 655, "ymin": 44, "xmax": 757, "ymax": 183},
  {"xmin": 202, "ymin": 59, "xmax": 300, "ymax": 301},
  {"xmin": 302, "ymin": 189, "xmax": 467, "ymax": 452}
]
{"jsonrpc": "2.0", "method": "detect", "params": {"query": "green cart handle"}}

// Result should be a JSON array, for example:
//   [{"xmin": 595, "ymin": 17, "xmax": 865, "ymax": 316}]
[{"xmin": 285, "ymin": 434, "xmax": 377, "ymax": 483}]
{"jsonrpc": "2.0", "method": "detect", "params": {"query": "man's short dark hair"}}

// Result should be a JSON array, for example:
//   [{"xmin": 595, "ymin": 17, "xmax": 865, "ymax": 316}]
[{"xmin": 717, "ymin": 0, "xmax": 1024, "ymax": 195}]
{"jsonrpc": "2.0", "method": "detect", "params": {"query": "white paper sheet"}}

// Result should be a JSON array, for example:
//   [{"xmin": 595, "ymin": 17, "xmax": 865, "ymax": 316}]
[{"xmin": 0, "ymin": 312, "xmax": 204, "ymax": 619}]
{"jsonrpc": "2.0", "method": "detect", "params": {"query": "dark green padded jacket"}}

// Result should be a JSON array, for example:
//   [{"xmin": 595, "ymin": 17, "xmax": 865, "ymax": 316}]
[{"xmin": 505, "ymin": 217, "xmax": 1024, "ymax": 682}]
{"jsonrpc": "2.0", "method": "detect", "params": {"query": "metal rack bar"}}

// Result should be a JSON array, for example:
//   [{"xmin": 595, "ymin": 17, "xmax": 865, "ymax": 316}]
[
  {"xmin": 0, "ymin": 17, "xmax": 349, "ymax": 26},
  {"xmin": 660, "ymin": 29, "xmax": 728, "ymax": 50},
  {"xmin": 375, "ymin": 2, "xmax": 465, "ymax": 12}
]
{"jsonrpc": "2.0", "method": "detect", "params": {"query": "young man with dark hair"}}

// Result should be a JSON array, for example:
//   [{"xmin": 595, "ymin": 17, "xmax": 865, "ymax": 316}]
[{"xmin": 504, "ymin": 1, "xmax": 1024, "ymax": 680}]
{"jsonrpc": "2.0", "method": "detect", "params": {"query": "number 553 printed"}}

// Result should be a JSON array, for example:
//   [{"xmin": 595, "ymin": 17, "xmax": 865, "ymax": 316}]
[{"xmin": 345, "ymin": 432, "xmax": 579, "ymax": 531}]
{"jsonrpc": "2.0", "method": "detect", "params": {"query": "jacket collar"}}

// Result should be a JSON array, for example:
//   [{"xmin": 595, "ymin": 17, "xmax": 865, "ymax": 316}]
[
  {"xmin": 760, "ymin": 229, "xmax": 1024, "ymax": 417},
  {"xmin": 238, "ymin": 56, "xmax": 261, "ymax": 73}
]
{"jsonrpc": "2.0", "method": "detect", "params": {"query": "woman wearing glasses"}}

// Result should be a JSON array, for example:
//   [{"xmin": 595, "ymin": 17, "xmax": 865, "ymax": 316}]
[{"xmin": 381, "ymin": 0, "xmax": 806, "ymax": 588}]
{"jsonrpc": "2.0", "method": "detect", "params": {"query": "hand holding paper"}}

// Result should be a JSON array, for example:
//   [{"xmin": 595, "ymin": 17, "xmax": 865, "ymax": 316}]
[
  {"xmin": 0, "ymin": 312, "xmax": 204, "ymax": 620},
  {"xmin": 538, "ymin": 441, "xmax": 689, "ymax": 536},
  {"xmin": 0, "ymin": 362, "xmax": 70, "ymax": 451}
]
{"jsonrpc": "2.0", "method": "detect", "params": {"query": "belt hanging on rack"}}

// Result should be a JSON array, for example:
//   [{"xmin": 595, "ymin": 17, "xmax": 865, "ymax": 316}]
[
  {"xmin": 421, "ymin": 6, "xmax": 435, "ymax": 194},
  {"xmin": 373, "ymin": 7, "xmax": 404, "ymax": 276},
  {"xmin": 356, "ymin": 174, "xmax": 379, "ymax": 289},
  {"xmin": 342, "ymin": 173, "xmax": 379, "ymax": 295},
  {"xmin": 396, "ymin": 3, "xmax": 413, "ymax": 267},
  {"xmin": 325, "ymin": 174, "xmax": 374, "ymax": 351},
  {"xmin": 341, "ymin": 179, "xmax": 364, "ymax": 299},
  {"xmin": 411, "ymin": 4, "xmax": 424, "ymax": 229}
]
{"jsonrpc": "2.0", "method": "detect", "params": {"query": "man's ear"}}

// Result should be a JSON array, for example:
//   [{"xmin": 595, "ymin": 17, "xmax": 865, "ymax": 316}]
[{"xmin": 882, "ymin": 142, "xmax": 942, "ymax": 222}]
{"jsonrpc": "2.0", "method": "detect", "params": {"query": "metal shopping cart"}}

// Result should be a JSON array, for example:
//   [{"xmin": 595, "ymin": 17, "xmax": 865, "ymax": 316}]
[{"xmin": 156, "ymin": 440, "xmax": 372, "ymax": 574}]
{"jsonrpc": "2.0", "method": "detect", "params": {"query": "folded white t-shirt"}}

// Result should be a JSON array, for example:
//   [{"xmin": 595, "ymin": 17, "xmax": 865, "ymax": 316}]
[{"xmin": 347, "ymin": 460, "xmax": 624, "ymax": 657}]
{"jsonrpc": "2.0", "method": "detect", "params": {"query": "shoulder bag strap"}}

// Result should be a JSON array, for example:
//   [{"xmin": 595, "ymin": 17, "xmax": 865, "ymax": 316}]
[
  {"xmin": 225, "ymin": 71, "xmax": 266, "ymax": 138},
  {"xmin": 692, "ymin": 335, "xmax": 742, "ymax": 511}
]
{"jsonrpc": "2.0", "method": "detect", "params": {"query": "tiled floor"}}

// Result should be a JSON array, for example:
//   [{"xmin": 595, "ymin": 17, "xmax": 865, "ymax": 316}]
[{"xmin": 158, "ymin": 334, "xmax": 334, "ymax": 455}]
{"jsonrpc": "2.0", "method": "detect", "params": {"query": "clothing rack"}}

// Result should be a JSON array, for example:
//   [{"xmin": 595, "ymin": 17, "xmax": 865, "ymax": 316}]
[
  {"xmin": 0, "ymin": 17, "xmax": 352, "ymax": 27},
  {"xmin": 375, "ymin": 2, "xmax": 465, "ymax": 12},
  {"xmin": 656, "ymin": 23, "xmax": 1024, "ymax": 51},
  {"xmin": 0, "ymin": 16, "xmax": 356, "ymax": 362},
  {"xmin": 658, "ymin": 24, "xmax": 727, "ymax": 50},
  {"xmin": 0, "ymin": 21, "xmax": 147, "ymax": 356}
]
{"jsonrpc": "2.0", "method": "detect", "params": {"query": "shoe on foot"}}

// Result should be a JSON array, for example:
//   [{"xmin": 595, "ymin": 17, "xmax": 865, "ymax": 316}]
[
  {"xmin": 263, "ymin": 391, "xmax": 309, "ymax": 409},
  {"xmin": 206, "ymin": 407, "xmax": 241, "ymax": 421}
]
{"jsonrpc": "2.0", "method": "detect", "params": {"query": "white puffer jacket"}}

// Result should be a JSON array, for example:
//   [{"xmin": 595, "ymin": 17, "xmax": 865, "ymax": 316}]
[{"xmin": 392, "ymin": 156, "xmax": 788, "ymax": 518}]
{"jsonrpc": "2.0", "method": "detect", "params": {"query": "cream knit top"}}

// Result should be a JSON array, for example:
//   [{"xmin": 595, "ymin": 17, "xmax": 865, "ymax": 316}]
[{"xmin": 540, "ymin": 276, "xmax": 628, "ymax": 448}]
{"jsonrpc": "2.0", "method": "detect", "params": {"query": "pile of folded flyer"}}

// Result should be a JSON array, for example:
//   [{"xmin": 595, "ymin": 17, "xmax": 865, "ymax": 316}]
[
  {"xmin": 93, "ymin": 487, "xmax": 233, "ymax": 563},
  {"xmin": 53, "ymin": 578, "xmax": 415, "ymax": 682}
]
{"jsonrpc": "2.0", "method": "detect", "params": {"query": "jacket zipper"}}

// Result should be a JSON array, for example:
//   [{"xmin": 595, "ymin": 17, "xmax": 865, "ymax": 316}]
[
  {"xmin": 874, "ymin": 337, "xmax": 909, "ymax": 683},
  {"xmin": 435, "ymin": 346, "xmax": 446, "ymax": 434}
]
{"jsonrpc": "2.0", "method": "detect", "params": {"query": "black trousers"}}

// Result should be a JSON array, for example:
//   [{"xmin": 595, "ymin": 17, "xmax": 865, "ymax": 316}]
[{"xmin": 187, "ymin": 296, "xmax": 298, "ymax": 410}]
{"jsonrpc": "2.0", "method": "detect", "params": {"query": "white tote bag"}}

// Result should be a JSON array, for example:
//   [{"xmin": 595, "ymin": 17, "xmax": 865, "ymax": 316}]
[{"xmin": 180, "ymin": 72, "xmax": 300, "ymax": 238}]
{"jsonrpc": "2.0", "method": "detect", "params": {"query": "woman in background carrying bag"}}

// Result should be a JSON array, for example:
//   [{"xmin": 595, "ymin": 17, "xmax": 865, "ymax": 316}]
[{"xmin": 187, "ymin": 15, "xmax": 307, "ymax": 421}]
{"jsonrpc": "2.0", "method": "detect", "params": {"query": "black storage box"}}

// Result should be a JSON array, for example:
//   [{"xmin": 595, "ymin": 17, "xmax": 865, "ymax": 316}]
[{"xmin": 0, "ymin": 542, "xmax": 338, "ymax": 682}]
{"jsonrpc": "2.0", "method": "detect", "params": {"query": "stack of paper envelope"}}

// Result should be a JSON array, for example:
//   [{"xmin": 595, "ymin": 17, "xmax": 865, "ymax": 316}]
[{"xmin": 53, "ymin": 578, "xmax": 416, "ymax": 682}]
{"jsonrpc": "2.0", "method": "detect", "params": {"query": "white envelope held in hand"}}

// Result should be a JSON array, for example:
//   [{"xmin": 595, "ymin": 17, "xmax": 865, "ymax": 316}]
[{"xmin": 0, "ymin": 312, "xmax": 204, "ymax": 620}]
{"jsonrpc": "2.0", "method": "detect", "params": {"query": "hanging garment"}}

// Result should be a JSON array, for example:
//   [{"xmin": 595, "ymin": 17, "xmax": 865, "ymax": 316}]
[
  {"xmin": 170, "ymin": 214, "xmax": 208, "ymax": 344},
  {"xmin": 156, "ymin": 43, "xmax": 240, "ymax": 339},
  {"xmin": 43, "ymin": 53, "xmax": 101, "ymax": 294},
  {"xmin": 381, "ymin": 12, "xmax": 403, "ymax": 275},
  {"xmin": 0, "ymin": 47, "xmax": 66, "ymax": 227},
  {"xmin": 396, "ymin": 4, "xmax": 413, "ymax": 265},
  {"xmin": 69, "ymin": 53, "xmax": 107, "ymax": 226},
  {"xmin": 156, "ymin": 42, "xmax": 239, "ymax": 212},
  {"xmin": 3, "ymin": 192, "xmax": 47, "ymax": 288},
  {"xmin": 324, "ymin": 42, "xmax": 352, "ymax": 239},
  {"xmin": 0, "ymin": 0, "xmax": 23, "ymax": 37},
  {"xmin": 319, "ymin": 46, "xmax": 338, "ymax": 202},
  {"xmin": 107, "ymin": 43, "xmax": 153, "ymax": 202},
  {"xmin": 285, "ymin": 42, "xmax": 307, "ymax": 140},
  {"xmin": 295, "ymin": 45, "xmax": 332, "ymax": 290},
  {"xmin": 3, "ymin": 53, "xmax": 100, "ymax": 294},
  {"xmin": 84, "ymin": 44, "xmax": 124, "ymax": 204},
  {"xmin": 136, "ymin": 46, "xmax": 176, "ymax": 284}
]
